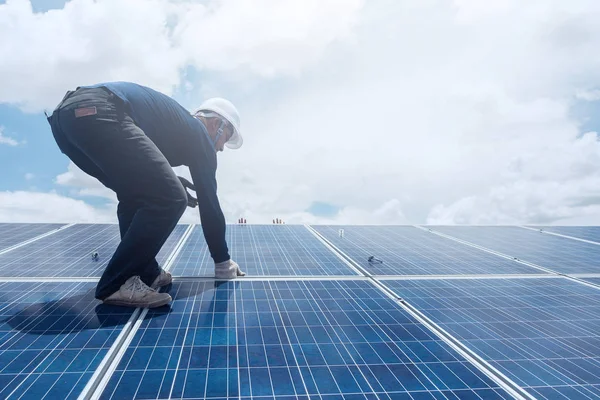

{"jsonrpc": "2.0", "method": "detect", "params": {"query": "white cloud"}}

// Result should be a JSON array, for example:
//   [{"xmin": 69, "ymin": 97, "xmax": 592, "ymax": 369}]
[
  {"xmin": 0, "ymin": 190, "xmax": 116, "ymax": 223},
  {"xmin": 55, "ymin": 161, "xmax": 116, "ymax": 200},
  {"xmin": 4, "ymin": 0, "xmax": 600, "ymax": 225},
  {"xmin": 24, "ymin": 173, "xmax": 34, "ymax": 180},
  {"xmin": 0, "ymin": 0, "xmax": 364, "ymax": 112},
  {"xmin": 0, "ymin": 127, "xmax": 20, "ymax": 146}
]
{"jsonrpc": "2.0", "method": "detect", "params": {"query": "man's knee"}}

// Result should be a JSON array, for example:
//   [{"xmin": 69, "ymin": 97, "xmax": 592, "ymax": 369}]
[{"xmin": 171, "ymin": 183, "xmax": 188, "ymax": 217}]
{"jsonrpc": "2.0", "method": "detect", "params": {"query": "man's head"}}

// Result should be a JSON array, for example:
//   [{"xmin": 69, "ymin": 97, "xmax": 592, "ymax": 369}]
[{"xmin": 193, "ymin": 98, "xmax": 243, "ymax": 152}]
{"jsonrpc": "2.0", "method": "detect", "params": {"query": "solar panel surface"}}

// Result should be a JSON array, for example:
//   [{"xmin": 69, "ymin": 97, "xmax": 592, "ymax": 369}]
[
  {"xmin": 528, "ymin": 226, "xmax": 600, "ymax": 244},
  {"xmin": 0, "ymin": 281, "xmax": 134, "ymax": 400},
  {"xmin": 99, "ymin": 280, "xmax": 513, "ymax": 400},
  {"xmin": 170, "ymin": 225, "xmax": 357, "ymax": 277},
  {"xmin": 0, "ymin": 223, "xmax": 66, "ymax": 252},
  {"xmin": 0, "ymin": 224, "xmax": 188, "ymax": 277},
  {"xmin": 311, "ymin": 225, "xmax": 543, "ymax": 276},
  {"xmin": 3, "ymin": 222, "xmax": 600, "ymax": 400},
  {"xmin": 428, "ymin": 225, "xmax": 600, "ymax": 274},
  {"xmin": 381, "ymin": 277, "xmax": 600, "ymax": 399}
]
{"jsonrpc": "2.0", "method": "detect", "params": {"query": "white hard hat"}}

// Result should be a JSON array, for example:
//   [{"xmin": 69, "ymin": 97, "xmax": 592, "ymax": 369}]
[{"xmin": 193, "ymin": 97, "xmax": 243, "ymax": 149}]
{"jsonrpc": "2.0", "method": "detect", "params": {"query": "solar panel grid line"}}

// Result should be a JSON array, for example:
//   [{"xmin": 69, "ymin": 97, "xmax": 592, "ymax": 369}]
[
  {"xmin": 80, "ymin": 224, "xmax": 193, "ymax": 400},
  {"xmin": 417, "ymin": 225, "xmax": 560, "ymax": 276},
  {"xmin": 174, "ymin": 276, "xmax": 370, "ymax": 283},
  {"xmin": 268, "ymin": 280, "xmax": 378, "ymax": 397},
  {"xmin": 0, "ymin": 277, "xmax": 100, "ymax": 283},
  {"xmin": 374, "ymin": 281, "xmax": 536, "ymax": 400},
  {"xmin": 273, "ymin": 280, "xmax": 382, "ymax": 397},
  {"xmin": 303, "ymin": 225, "xmax": 365, "ymax": 276},
  {"xmin": 0, "ymin": 223, "xmax": 74, "ymax": 256},
  {"xmin": 300, "ymin": 280, "xmax": 433, "ymax": 395},
  {"xmin": 2, "ymin": 282, "xmax": 109, "ymax": 400},
  {"xmin": 520, "ymin": 225, "xmax": 600, "ymax": 246},
  {"xmin": 260, "ymin": 281, "xmax": 311, "ymax": 397},
  {"xmin": 376, "ymin": 274, "xmax": 558, "ymax": 280}
]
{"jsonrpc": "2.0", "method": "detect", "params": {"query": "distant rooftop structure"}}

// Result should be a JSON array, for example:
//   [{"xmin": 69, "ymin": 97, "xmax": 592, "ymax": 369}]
[{"xmin": 1, "ymin": 223, "xmax": 600, "ymax": 399}]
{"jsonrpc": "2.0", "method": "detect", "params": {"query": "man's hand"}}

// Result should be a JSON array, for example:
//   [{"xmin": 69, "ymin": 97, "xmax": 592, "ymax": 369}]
[
  {"xmin": 178, "ymin": 176, "xmax": 198, "ymax": 208},
  {"xmin": 215, "ymin": 259, "xmax": 246, "ymax": 279}
]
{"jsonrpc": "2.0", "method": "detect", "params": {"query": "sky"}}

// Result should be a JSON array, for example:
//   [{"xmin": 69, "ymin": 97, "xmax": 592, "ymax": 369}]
[{"xmin": 2, "ymin": 0, "xmax": 600, "ymax": 225}]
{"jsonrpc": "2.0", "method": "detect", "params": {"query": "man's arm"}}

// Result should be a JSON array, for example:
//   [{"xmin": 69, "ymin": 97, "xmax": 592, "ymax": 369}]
[{"xmin": 188, "ymin": 160, "xmax": 230, "ymax": 263}]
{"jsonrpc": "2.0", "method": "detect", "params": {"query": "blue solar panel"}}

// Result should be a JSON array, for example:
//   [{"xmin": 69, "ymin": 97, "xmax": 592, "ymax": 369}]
[
  {"xmin": 170, "ymin": 225, "xmax": 357, "ymax": 276},
  {"xmin": 429, "ymin": 225, "xmax": 600, "ymax": 274},
  {"xmin": 0, "ymin": 224, "xmax": 188, "ymax": 278},
  {"xmin": 382, "ymin": 277, "xmax": 600, "ymax": 399},
  {"xmin": 528, "ymin": 225, "xmax": 600, "ymax": 244},
  {"xmin": 582, "ymin": 277, "xmax": 600, "ymax": 286},
  {"xmin": 0, "ymin": 223, "xmax": 66, "ymax": 252},
  {"xmin": 99, "ymin": 280, "xmax": 513, "ymax": 399},
  {"xmin": 0, "ymin": 281, "xmax": 134, "ymax": 399},
  {"xmin": 311, "ymin": 225, "xmax": 543, "ymax": 276}
]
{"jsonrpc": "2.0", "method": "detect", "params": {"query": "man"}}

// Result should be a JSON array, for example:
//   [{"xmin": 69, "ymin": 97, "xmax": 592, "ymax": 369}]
[{"xmin": 46, "ymin": 81, "xmax": 245, "ymax": 308}]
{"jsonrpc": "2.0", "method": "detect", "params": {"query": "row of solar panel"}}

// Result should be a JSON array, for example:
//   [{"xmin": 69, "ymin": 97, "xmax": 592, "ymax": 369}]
[
  {"xmin": 2, "ymin": 276, "xmax": 600, "ymax": 399},
  {"xmin": 2, "ymin": 223, "xmax": 600, "ymax": 400},
  {"xmin": 1, "ymin": 223, "xmax": 600, "ymax": 277}
]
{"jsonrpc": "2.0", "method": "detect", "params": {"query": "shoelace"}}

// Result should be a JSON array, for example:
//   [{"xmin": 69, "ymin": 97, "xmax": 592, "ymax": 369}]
[{"xmin": 126, "ymin": 276, "xmax": 154, "ymax": 299}]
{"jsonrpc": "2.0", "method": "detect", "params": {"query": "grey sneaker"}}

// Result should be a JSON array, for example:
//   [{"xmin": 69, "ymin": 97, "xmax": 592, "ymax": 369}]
[
  {"xmin": 151, "ymin": 268, "xmax": 172, "ymax": 289},
  {"xmin": 103, "ymin": 276, "xmax": 172, "ymax": 308},
  {"xmin": 215, "ymin": 260, "xmax": 246, "ymax": 279}
]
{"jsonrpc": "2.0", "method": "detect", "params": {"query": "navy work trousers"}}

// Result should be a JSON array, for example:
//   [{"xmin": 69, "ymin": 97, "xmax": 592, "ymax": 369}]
[{"xmin": 47, "ymin": 87, "xmax": 187, "ymax": 299}]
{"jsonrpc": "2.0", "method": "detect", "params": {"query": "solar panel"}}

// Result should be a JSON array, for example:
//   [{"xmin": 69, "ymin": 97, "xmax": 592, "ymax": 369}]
[
  {"xmin": 428, "ymin": 225, "xmax": 600, "ymax": 274},
  {"xmin": 170, "ymin": 225, "xmax": 357, "ymax": 277},
  {"xmin": 0, "ymin": 281, "xmax": 134, "ymax": 400},
  {"xmin": 311, "ymin": 225, "xmax": 543, "ymax": 276},
  {"xmin": 528, "ymin": 225, "xmax": 600, "ymax": 244},
  {"xmin": 582, "ymin": 277, "xmax": 600, "ymax": 286},
  {"xmin": 98, "ymin": 280, "xmax": 513, "ymax": 399},
  {"xmin": 381, "ymin": 277, "xmax": 600, "ymax": 399},
  {"xmin": 0, "ymin": 223, "xmax": 67, "ymax": 252},
  {"xmin": 0, "ymin": 224, "xmax": 188, "ymax": 278}
]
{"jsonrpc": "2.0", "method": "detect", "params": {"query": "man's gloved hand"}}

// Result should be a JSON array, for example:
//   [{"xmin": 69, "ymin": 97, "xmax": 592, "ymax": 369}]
[
  {"xmin": 215, "ymin": 259, "xmax": 246, "ymax": 279},
  {"xmin": 178, "ymin": 176, "xmax": 198, "ymax": 208}
]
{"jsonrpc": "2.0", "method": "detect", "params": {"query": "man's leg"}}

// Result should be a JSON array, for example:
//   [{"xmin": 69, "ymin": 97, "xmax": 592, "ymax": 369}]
[
  {"xmin": 117, "ymin": 198, "xmax": 161, "ymax": 277},
  {"xmin": 54, "ymin": 89, "xmax": 187, "ymax": 300}
]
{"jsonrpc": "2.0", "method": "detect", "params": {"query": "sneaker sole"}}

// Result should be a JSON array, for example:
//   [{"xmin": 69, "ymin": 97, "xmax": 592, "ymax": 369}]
[{"xmin": 103, "ymin": 296, "xmax": 172, "ymax": 308}]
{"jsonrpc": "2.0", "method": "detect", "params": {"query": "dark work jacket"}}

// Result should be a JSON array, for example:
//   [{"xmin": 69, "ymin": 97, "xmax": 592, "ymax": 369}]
[{"xmin": 85, "ymin": 81, "xmax": 230, "ymax": 263}]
